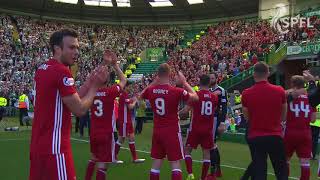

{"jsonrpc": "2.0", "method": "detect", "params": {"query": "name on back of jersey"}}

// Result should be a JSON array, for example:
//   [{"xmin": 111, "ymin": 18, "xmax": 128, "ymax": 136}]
[
  {"xmin": 153, "ymin": 89, "xmax": 168, "ymax": 95},
  {"xmin": 96, "ymin": 92, "xmax": 106, "ymax": 97},
  {"xmin": 204, "ymin": 93, "xmax": 211, "ymax": 98}
]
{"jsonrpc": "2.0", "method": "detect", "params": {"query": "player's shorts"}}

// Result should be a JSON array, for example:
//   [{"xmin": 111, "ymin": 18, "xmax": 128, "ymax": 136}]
[
  {"xmin": 118, "ymin": 122, "xmax": 134, "ymax": 137},
  {"xmin": 29, "ymin": 152, "xmax": 76, "ymax": 180},
  {"xmin": 284, "ymin": 132, "xmax": 312, "ymax": 159},
  {"xmin": 90, "ymin": 133, "xmax": 115, "ymax": 163},
  {"xmin": 186, "ymin": 130, "xmax": 214, "ymax": 150},
  {"xmin": 151, "ymin": 129, "xmax": 184, "ymax": 161}
]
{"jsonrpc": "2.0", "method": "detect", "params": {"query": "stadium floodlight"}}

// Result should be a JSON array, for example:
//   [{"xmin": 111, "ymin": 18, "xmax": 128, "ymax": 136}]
[
  {"xmin": 84, "ymin": 0, "xmax": 113, "ymax": 7},
  {"xmin": 116, "ymin": 0, "xmax": 131, "ymax": 7},
  {"xmin": 187, "ymin": 0, "xmax": 204, "ymax": 4},
  {"xmin": 149, "ymin": 0, "xmax": 173, "ymax": 7},
  {"xmin": 54, "ymin": 0, "xmax": 78, "ymax": 4}
]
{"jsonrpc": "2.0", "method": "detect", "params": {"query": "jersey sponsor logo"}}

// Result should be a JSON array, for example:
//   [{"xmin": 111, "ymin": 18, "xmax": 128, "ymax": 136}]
[
  {"xmin": 63, "ymin": 77, "xmax": 75, "ymax": 86},
  {"xmin": 38, "ymin": 64, "xmax": 50, "ymax": 70}
]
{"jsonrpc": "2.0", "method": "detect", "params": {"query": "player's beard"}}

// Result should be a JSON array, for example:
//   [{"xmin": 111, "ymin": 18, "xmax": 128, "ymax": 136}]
[{"xmin": 210, "ymin": 80, "xmax": 217, "ymax": 87}]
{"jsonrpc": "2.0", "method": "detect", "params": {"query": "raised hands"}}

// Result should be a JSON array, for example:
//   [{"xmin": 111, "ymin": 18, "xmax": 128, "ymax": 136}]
[
  {"xmin": 90, "ymin": 65, "xmax": 110, "ymax": 89},
  {"xmin": 103, "ymin": 49, "xmax": 118, "ymax": 66},
  {"xmin": 303, "ymin": 70, "xmax": 315, "ymax": 82},
  {"xmin": 176, "ymin": 71, "xmax": 187, "ymax": 85}
]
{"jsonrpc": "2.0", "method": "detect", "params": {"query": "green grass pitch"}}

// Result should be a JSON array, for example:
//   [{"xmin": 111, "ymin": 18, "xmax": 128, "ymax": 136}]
[{"xmin": 0, "ymin": 117, "xmax": 319, "ymax": 180}]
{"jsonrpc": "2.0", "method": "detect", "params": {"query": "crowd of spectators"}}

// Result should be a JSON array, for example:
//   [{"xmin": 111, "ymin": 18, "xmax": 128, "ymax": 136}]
[
  {"xmin": 0, "ymin": 13, "xmax": 319, "ymax": 103},
  {"xmin": 282, "ymin": 15, "xmax": 320, "ymax": 44},
  {"xmin": 0, "ymin": 15, "xmax": 181, "ymax": 101}
]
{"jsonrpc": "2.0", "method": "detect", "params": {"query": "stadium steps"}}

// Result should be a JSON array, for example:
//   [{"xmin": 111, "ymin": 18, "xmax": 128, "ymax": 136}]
[
  {"xmin": 132, "ymin": 60, "xmax": 165, "ymax": 75},
  {"xmin": 8, "ymin": 16, "xmax": 20, "ymax": 45}
]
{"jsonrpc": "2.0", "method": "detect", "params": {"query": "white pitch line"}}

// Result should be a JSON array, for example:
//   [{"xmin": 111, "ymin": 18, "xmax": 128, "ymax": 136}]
[
  {"xmin": 0, "ymin": 138, "xmax": 29, "ymax": 142},
  {"xmin": 71, "ymin": 138, "xmax": 299, "ymax": 180}
]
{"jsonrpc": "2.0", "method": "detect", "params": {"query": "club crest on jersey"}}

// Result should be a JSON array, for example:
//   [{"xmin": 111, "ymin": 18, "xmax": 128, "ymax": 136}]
[{"xmin": 63, "ymin": 77, "xmax": 75, "ymax": 86}]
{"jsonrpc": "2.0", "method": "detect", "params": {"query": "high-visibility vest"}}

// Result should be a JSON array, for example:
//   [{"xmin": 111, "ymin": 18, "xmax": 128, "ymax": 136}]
[
  {"xmin": 305, "ymin": 80, "xmax": 320, "ymax": 89},
  {"xmin": 310, "ymin": 105, "xmax": 320, "ymax": 127},
  {"xmin": 18, "ymin": 94, "xmax": 27, "ymax": 109},
  {"xmin": 235, "ymin": 95, "xmax": 241, "ymax": 104},
  {"xmin": 0, "ymin": 97, "xmax": 7, "ymax": 107}
]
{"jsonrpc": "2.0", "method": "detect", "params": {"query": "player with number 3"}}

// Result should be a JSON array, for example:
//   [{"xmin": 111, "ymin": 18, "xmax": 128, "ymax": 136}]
[
  {"xmin": 139, "ymin": 63, "xmax": 198, "ymax": 180},
  {"xmin": 85, "ymin": 49, "xmax": 127, "ymax": 180},
  {"xmin": 284, "ymin": 75, "xmax": 317, "ymax": 180}
]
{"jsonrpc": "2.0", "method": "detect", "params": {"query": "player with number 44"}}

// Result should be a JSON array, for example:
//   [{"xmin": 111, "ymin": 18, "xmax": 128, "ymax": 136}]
[{"xmin": 284, "ymin": 75, "xmax": 317, "ymax": 180}]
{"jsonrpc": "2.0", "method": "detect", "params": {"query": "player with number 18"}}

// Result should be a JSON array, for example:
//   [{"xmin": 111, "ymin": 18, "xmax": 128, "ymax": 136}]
[
  {"xmin": 85, "ymin": 50, "xmax": 127, "ymax": 180},
  {"xmin": 179, "ymin": 74, "xmax": 218, "ymax": 180}
]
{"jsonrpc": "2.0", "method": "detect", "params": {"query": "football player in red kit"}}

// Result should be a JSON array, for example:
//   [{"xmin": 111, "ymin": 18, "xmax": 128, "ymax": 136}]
[
  {"xmin": 29, "ymin": 29, "xmax": 110, "ymax": 180},
  {"xmin": 139, "ymin": 63, "xmax": 198, "ymax": 180},
  {"xmin": 284, "ymin": 75, "xmax": 317, "ymax": 180},
  {"xmin": 179, "ymin": 74, "xmax": 218, "ymax": 180},
  {"xmin": 85, "ymin": 50, "xmax": 127, "ymax": 180},
  {"xmin": 115, "ymin": 82, "xmax": 145, "ymax": 163}
]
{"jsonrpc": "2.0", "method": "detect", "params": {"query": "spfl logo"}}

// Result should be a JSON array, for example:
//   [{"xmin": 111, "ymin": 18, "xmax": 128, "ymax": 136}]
[{"xmin": 271, "ymin": 8, "xmax": 314, "ymax": 34}]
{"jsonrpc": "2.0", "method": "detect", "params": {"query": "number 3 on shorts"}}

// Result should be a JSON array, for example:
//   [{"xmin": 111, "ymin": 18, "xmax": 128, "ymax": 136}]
[{"xmin": 155, "ymin": 98, "xmax": 165, "ymax": 116}]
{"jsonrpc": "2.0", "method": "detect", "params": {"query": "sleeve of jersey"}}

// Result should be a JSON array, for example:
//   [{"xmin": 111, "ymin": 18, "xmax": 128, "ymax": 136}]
[
  {"xmin": 178, "ymin": 88, "xmax": 189, "ymax": 101},
  {"xmin": 125, "ymin": 99, "xmax": 133, "ymax": 104},
  {"xmin": 241, "ymin": 91, "xmax": 248, "ymax": 107},
  {"xmin": 110, "ymin": 85, "xmax": 121, "ymax": 98},
  {"xmin": 140, "ymin": 88, "xmax": 149, "ymax": 99},
  {"xmin": 221, "ymin": 88, "xmax": 227, "ymax": 104},
  {"xmin": 213, "ymin": 94, "xmax": 219, "ymax": 108},
  {"xmin": 57, "ymin": 67, "xmax": 77, "ymax": 97},
  {"xmin": 280, "ymin": 88, "xmax": 286, "ymax": 104}
]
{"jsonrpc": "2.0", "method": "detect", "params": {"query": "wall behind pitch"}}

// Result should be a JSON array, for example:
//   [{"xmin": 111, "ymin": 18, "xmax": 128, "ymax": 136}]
[{"xmin": 259, "ymin": 0, "xmax": 290, "ymax": 19}]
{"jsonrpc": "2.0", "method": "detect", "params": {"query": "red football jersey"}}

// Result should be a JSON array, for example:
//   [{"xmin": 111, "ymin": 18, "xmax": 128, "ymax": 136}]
[
  {"xmin": 141, "ymin": 84, "xmax": 190, "ymax": 132},
  {"xmin": 31, "ymin": 59, "xmax": 77, "ymax": 155},
  {"xmin": 90, "ymin": 85, "xmax": 120, "ymax": 137},
  {"xmin": 189, "ymin": 90, "xmax": 218, "ymax": 133},
  {"xmin": 118, "ymin": 91, "xmax": 133, "ymax": 124},
  {"xmin": 286, "ymin": 94, "xmax": 316, "ymax": 133},
  {"xmin": 242, "ymin": 81, "xmax": 286, "ymax": 138}
]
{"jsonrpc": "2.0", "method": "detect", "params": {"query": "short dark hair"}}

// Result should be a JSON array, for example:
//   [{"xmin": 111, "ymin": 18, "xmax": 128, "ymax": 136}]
[
  {"xmin": 291, "ymin": 75, "xmax": 305, "ymax": 88},
  {"xmin": 158, "ymin": 63, "xmax": 171, "ymax": 77},
  {"xmin": 49, "ymin": 29, "xmax": 78, "ymax": 55},
  {"xmin": 200, "ymin": 74, "xmax": 210, "ymax": 86},
  {"xmin": 254, "ymin": 62, "xmax": 269, "ymax": 78}
]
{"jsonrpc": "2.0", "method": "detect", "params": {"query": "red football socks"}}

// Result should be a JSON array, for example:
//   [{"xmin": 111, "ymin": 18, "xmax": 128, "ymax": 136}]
[
  {"xmin": 129, "ymin": 141, "xmax": 137, "ymax": 160},
  {"xmin": 96, "ymin": 168, "xmax": 107, "ymax": 180},
  {"xmin": 150, "ymin": 169, "xmax": 160, "ymax": 180},
  {"xmin": 185, "ymin": 155, "xmax": 193, "ymax": 175},
  {"xmin": 171, "ymin": 169, "xmax": 182, "ymax": 180},
  {"xmin": 300, "ymin": 164, "xmax": 310, "ymax": 180},
  {"xmin": 201, "ymin": 160, "xmax": 211, "ymax": 180},
  {"xmin": 85, "ymin": 160, "xmax": 96, "ymax": 180}
]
